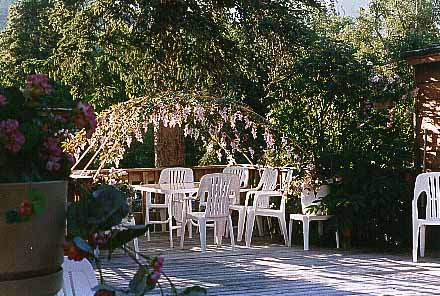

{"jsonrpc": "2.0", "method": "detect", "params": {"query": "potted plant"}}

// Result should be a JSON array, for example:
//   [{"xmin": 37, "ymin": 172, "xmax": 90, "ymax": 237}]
[
  {"xmin": 65, "ymin": 183, "xmax": 206, "ymax": 296},
  {"xmin": 0, "ymin": 74, "xmax": 97, "ymax": 296}
]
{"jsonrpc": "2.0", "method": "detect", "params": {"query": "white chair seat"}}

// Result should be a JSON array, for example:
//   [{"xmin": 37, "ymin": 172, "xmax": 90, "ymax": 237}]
[
  {"xmin": 290, "ymin": 214, "xmax": 334, "ymax": 221},
  {"xmin": 187, "ymin": 211, "xmax": 206, "ymax": 219}
]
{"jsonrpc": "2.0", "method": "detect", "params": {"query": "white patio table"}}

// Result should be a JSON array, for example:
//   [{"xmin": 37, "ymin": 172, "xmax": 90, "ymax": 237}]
[{"xmin": 133, "ymin": 182, "xmax": 253, "ymax": 247}]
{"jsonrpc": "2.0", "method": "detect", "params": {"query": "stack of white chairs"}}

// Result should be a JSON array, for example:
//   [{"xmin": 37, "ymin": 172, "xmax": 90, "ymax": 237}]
[
  {"xmin": 245, "ymin": 168, "xmax": 294, "ymax": 247},
  {"xmin": 180, "ymin": 173, "xmax": 239, "ymax": 253},
  {"xmin": 145, "ymin": 167, "xmax": 194, "ymax": 248},
  {"xmin": 229, "ymin": 167, "xmax": 278, "ymax": 241},
  {"xmin": 413, "ymin": 172, "xmax": 440, "ymax": 262}
]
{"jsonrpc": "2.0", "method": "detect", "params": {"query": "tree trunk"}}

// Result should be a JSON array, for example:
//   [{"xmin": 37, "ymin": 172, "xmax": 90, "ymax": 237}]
[{"xmin": 154, "ymin": 123, "xmax": 185, "ymax": 167}]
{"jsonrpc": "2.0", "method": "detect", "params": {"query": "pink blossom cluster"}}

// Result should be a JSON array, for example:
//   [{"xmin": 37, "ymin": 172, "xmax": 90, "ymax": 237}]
[
  {"xmin": 149, "ymin": 256, "xmax": 164, "ymax": 285},
  {"xmin": 27, "ymin": 74, "xmax": 53, "ymax": 95},
  {"xmin": 44, "ymin": 137, "xmax": 63, "ymax": 172},
  {"xmin": 0, "ymin": 119, "xmax": 25, "ymax": 153},
  {"xmin": 74, "ymin": 102, "xmax": 97, "ymax": 136},
  {"xmin": 0, "ymin": 94, "xmax": 7, "ymax": 106}
]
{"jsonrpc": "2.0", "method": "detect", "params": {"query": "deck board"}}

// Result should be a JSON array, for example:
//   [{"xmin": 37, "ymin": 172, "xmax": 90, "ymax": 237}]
[{"xmin": 99, "ymin": 231, "xmax": 440, "ymax": 295}]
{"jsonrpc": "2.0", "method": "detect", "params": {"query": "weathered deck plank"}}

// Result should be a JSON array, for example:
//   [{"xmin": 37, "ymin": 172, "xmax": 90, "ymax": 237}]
[{"xmin": 99, "ymin": 231, "xmax": 440, "ymax": 295}]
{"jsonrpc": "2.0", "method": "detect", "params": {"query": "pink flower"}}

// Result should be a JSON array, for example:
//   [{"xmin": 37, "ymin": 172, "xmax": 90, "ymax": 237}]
[
  {"xmin": 150, "ymin": 271, "xmax": 161, "ymax": 282},
  {"xmin": 26, "ymin": 74, "xmax": 53, "ymax": 95},
  {"xmin": 0, "ymin": 95, "xmax": 7, "ymax": 106},
  {"xmin": 74, "ymin": 102, "xmax": 97, "ymax": 137},
  {"xmin": 46, "ymin": 159, "xmax": 61, "ymax": 172},
  {"xmin": 44, "ymin": 137, "xmax": 62, "ymax": 157},
  {"xmin": 0, "ymin": 119, "xmax": 25, "ymax": 153}
]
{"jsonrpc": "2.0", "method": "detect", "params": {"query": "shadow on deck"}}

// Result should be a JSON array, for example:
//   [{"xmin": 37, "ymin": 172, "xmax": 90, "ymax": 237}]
[{"xmin": 99, "ymin": 230, "xmax": 440, "ymax": 296}]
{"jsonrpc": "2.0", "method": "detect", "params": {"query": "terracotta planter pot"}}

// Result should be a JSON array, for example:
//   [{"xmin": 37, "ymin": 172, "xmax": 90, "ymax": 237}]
[{"xmin": 0, "ymin": 181, "xmax": 67, "ymax": 296}]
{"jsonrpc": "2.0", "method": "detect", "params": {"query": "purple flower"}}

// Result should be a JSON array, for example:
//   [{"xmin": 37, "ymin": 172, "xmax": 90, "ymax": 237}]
[
  {"xmin": 369, "ymin": 75, "xmax": 380, "ymax": 83},
  {"xmin": 150, "ymin": 271, "xmax": 161, "ymax": 282}
]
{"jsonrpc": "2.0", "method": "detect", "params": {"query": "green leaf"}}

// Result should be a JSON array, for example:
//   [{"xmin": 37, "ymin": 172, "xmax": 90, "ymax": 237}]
[
  {"xmin": 128, "ymin": 266, "xmax": 148, "ymax": 296},
  {"xmin": 28, "ymin": 188, "xmax": 46, "ymax": 215},
  {"xmin": 73, "ymin": 236, "xmax": 95, "ymax": 256},
  {"xmin": 107, "ymin": 225, "xmax": 150, "ymax": 258}
]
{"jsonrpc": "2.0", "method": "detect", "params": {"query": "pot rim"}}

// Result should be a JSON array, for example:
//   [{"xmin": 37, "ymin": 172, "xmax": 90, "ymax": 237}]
[{"xmin": 0, "ymin": 180, "xmax": 68, "ymax": 187}]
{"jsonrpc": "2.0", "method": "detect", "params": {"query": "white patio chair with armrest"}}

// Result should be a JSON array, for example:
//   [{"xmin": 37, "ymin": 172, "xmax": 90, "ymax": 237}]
[
  {"xmin": 57, "ymin": 257, "xmax": 98, "ymax": 296},
  {"xmin": 222, "ymin": 166, "xmax": 249, "ymax": 239},
  {"xmin": 288, "ymin": 185, "xmax": 339, "ymax": 251},
  {"xmin": 413, "ymin": 172, "xmax": 440, "ymax": 262},
  {"xmin": 144, "ymin": 167, "xmax": 194, "ymax": 246},
  {"xmin": 230, "ymin": 167, "xmax": 278, "ymax": 241},
  {"xmin": 245, "ymin": 169, "xmax": 294, "ymax": 247},
  {"xmin": 180, "ymin": 173, "xmax": 239, "ymax": 253}
]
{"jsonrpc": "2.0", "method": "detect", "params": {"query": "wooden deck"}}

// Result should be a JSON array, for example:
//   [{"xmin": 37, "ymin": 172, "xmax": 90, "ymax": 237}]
[{"xmin": 100, "ymin": 231, "xmax": 440, "ymax": 295}]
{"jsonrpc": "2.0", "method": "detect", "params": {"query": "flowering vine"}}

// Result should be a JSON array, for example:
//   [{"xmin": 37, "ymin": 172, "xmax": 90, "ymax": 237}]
[{"xmin": 68, "ymin": 92, "xmax": 301, "ymax": 176}]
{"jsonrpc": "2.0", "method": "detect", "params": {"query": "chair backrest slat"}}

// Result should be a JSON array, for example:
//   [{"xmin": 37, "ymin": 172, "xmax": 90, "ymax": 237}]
[
  {"xmin": 159, "ymin": 167, "xmax": 194, "ymax": 184},
  {"xmin": 198, "ymin": 173, "xmax": 239, "ymax": 219}
]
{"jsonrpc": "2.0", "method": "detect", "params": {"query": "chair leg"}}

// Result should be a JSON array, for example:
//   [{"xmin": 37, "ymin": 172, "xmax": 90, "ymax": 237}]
[
  {"xmin": 228, "ymin": 215, "xmax": 235, "ymax": 251},
  {"xmin": 278, "ymin": 216, "xmax": 288, "ymax": 246},
  {"xmin": 216, "ymin": 221, "xmax": 225, "ymax": 247},
  {"xmin": 420, "ymin": 225, "xmax": 426, "ymax": 258},
  {"xmin": 303, "ymin": 217, "xmax": 310, "ymax": 251},
  {"xmin": 245, "ymin": 210, "xmax": 256, "ymax": 247},
  {"xmin": 168, "ymin": 204, "xmax": 174, "ymax": 248},
  {"xmin": 160, "ymin": 209, "xmax": 167, "ymax": 232},
  {"xmin": 256, "ymin": 216, "xmax": 264, "ymax": 237},
  {"xmin": 200, "ymin": 219, "xmax": 207, "ymax": 253},
  {"xmin": 288, "ymin": 219, "xmax": 293, "ymax": 247},
  {"xmin": 335, "ymin": 230, "xmax": 340, "ymax": 249},
  {"xmin": 180, "ymin": 219, "xmax": 186, "ymax": 249},
  {"xmin": 145, "ymin": 206, "xmax": 151, "ymax": 240},
  {"xmin": 237, "ymin": 208, "xmax": 246, "ymax": 242},
  {"xmin": 413, "ymin": 223, "xmax": 419, "ymax": 263},
  {"xmin": 133, "ymin": 237, "xmax": 140, "ymax": 260},
  {"xmin": 267, "ymin": 217, "xmax": 272, "ymax": 232}
]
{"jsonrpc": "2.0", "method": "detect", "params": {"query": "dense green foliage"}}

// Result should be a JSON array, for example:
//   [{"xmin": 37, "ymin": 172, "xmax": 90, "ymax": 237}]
[{"xmin": 2, "ymin": 0, "xmax": 440, "ymax": 250}]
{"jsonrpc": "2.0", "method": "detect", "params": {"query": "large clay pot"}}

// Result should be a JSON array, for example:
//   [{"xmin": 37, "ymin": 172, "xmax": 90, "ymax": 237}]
[{"xmin": 0, "ymin": 181, "xmax": 67, "ymax": 296}]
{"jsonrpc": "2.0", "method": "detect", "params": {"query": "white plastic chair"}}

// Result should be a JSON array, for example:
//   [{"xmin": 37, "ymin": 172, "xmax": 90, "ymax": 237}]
[
  {"xmin": 229, "ymin": 167, "xmax": 278, "ymax": 241},
  {"xmin": 413, "ymin": 172, "xmax": 440, "ymax": 262},
  {"xmin": 245, "ymin": 169, "xmax": 294, "ymax": 247},
  {"xmin": 57, "ymin": 257, "xmax": 98, "ymax": 296},
  {"xmin": 223, "ymin": 166, "xmax": 250, "ymax": 189},
  {"xmin": 288, "ymin": 185, "xmax": 339, "ymax": 250},
  {"xmin": 145, "ymin": 167, "xmax": 194, "ymax": 248},
  {"xmin": 180, "ymin": 173, "xmax": 239, "ymax": 253}
]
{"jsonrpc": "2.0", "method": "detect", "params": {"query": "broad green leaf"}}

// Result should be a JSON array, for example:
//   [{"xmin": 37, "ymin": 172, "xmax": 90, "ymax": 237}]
[
  {"xmin": 128, "ymin": 266, "xmax": 148, "ymax": 296},
  {"xmin": 73, "ymin": 236, "xmax": 95, "ymax": 256},
  {"xmin": 107, "ymin": 225, "xmax": 150, "ymax": 258}
]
